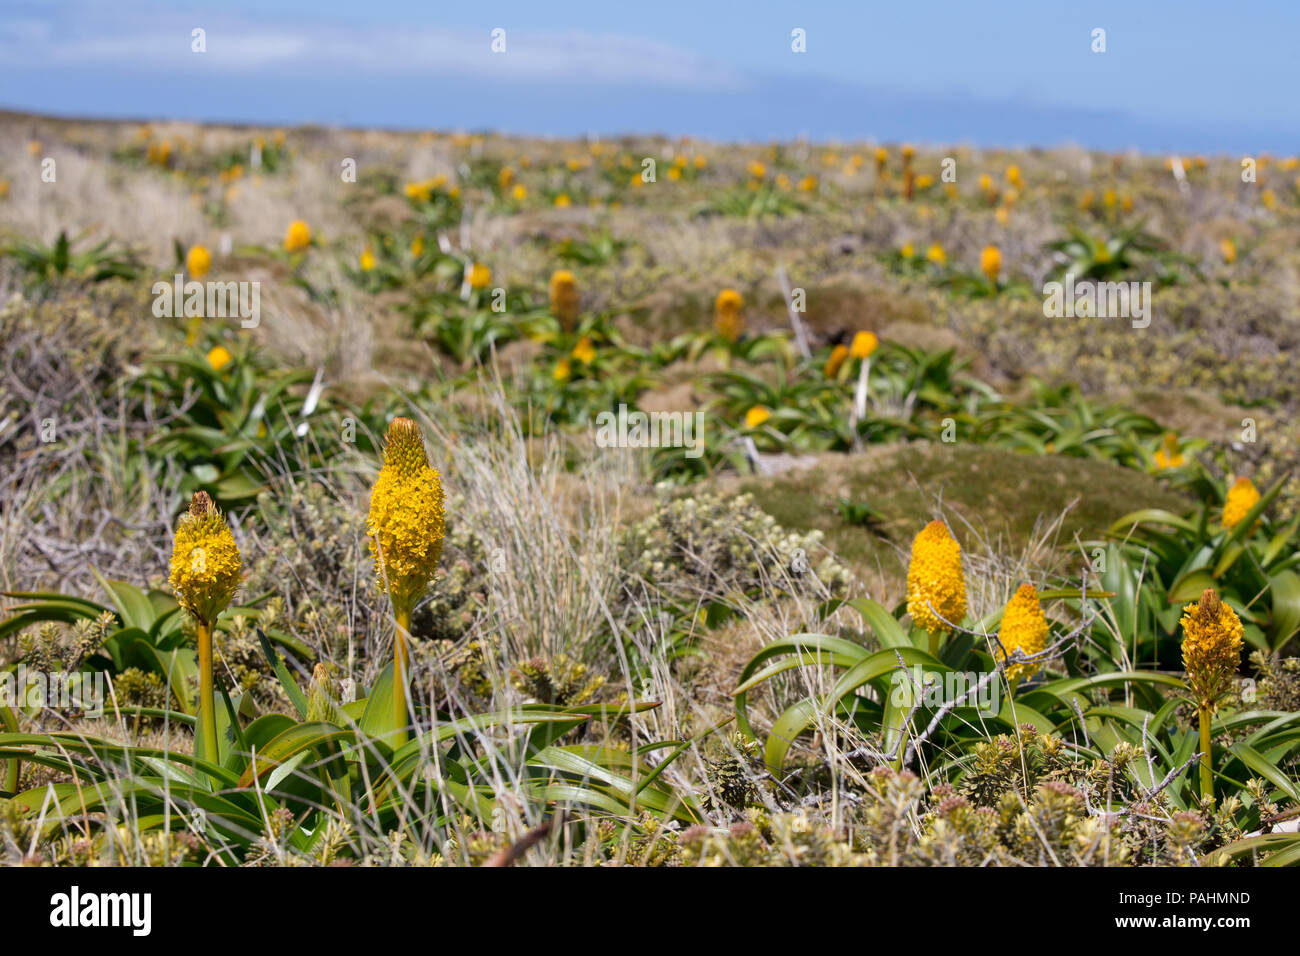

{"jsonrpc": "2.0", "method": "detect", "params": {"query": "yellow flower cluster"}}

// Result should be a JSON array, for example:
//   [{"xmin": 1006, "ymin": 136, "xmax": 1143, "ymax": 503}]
[
  {"xmin": 549, "ymin": 269, "xmax": 580, "ymax": 330},
  {"xmin": 186, "ymin": 244, "xmax": 212, "ymax": 279},
  {"xmin": 906, "ymin": 520, "xmax": 967, "ymax": 635},
  {"xmin": 714, "ymin": 288, "xmax": 744, "ymax": 342},
  {"xmin": 1180, "ymin": 588, "xmax": 1243, "ymax": 708},
  {"xmin": 980, "ymin": 245, "xmax": 1001, "ymax": 283},
  {"xmin": 850, "ymin": 331, "xmax": 878, "ymax": 359},
  {"xmin": 824, "ymin": 344, "xmax": 848, "ymax": 378},
  {"xmin": 403, "ymin": 175, "xmax": 448, "ymax": 202},
  {"xmin": 284, "ymin": 219, "xmax": 311, "ymax": 253},
  {"xmin": 1222, "ymin": 476, "xmax": 1260, "ymax": 529},
  {"xmin": 998, "ymin": 584, "xmax": 1048, "ymax": 681},
  {"xmin": 169, "ymin": 491, "xmax": 242, "ymax": 625},
  {"xmin": 467, "ymin": 262, "xmax": 492, "ymax": 289},
  {"xmin": 367, "ymin": 418, "xmax": 447, "ymax": 612},
  {"xmin": 207, "ymin": 346, "xmax": 232, "ymax": 371}
]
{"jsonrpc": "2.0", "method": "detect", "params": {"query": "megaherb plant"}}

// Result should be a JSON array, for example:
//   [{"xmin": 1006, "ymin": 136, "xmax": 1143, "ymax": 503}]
[
  {"xmin": 130, "ymin": 347, "xmax": 334, "ymax": 504},
  {"xmin": 0, "ymin": 419, "xmax": 714, "ymax": 864},
  {"xmin": 1, "ymin": 229, "xmax": 141, "ymax": 294},
  {"xmin": 732, "ymin": 517, "xmax": 1300, "ymax": 862},
  {"xmin": 1101, "ymin": 473, "xmax": 1300, "ymax": 661}
]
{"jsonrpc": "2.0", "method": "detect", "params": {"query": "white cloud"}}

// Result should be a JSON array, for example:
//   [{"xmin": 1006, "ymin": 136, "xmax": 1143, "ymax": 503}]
[{"xmin": 0, "ymin": 2, "xmax": 744, "ymax": 89}]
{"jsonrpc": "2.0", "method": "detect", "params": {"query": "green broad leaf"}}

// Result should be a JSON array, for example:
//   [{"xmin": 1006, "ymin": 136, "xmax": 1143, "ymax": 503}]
[
  {"xmin": 265, "ymin": 750, "xmax": 311, "ymax": 792},
  {"xmin": 90, "ymin": 568, "xmax": 157, "ymax": 630},
  {"xmin": 1261, "ymin": 515, "xmax": 1300, "ymax": 567},
  {"xmin": 257, "ymin": 628, "xmax": 309, "ymax": 718},
  {"xmin": 1109, "ymin": 510, "xmax": 1199, "ymax": 535},
  {"xmin": 1228, "ymin": 742, "xmax": 1300, "ymax": 803},
  {"xmin": 1267, "ymin": 570, "xmax": 1300, "ymax": 650},
  {"xmin": 237, "ymin": 721, "xmax": 355, "ymax": 787},
  {"xmin": 846, "ymin": 598, "xmax": 911, "ymax": 649},
  {"xmin": 137, "ymin": 756, "xmax": 212, "ymax": 790},
  {"xmin": 1168, "ymin": 570, "xmax": 1217, "ymax": 603},
  {"xmin": 359, "ymin": 661, "xmax": 396, "ymax": 738}
]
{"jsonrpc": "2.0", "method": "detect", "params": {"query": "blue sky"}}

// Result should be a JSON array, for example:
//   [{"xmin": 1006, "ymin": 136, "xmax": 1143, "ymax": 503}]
[{"xmin": 3, "ymin": 0, "xmax": 1296, "ymax": 151}]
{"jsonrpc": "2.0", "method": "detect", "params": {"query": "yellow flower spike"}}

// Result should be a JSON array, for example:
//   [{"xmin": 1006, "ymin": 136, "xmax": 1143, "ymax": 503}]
[
  {"xmin": 747, "ymin": 161, "xmax": 767, "ymax": 179},
  {"xmin": 549, "ymin": 269, "xmax": 580, "ymax": 330},
  {"xmin": 467, "ymin": 262, "xmax": 492, "ymax": 289},
  {"xmin": 1181, "ymin": 588, "xmax": 1244, "ymax": 710},
  {"xmin": 554, "ymin": 193, "xmax": 572, "ymax": 207},
  {"xmin": 824, "ymin": 344, "xmax": 849, "ymax": 379},
  {"xmin": 553, "ymin": 358, "xmax": 572, "ymax": 382},
  {"xmin": 359, "ymin": 248, "xmax": 376, "ymax": 272},
  {"xmin": 926, "ymin": 243, "xmax": 946, "ymax": 265},
  {"xmin": 367, "ymin": 418, "xmax": 447, "ymax": 612},
  {"xmin": 571, "ymin": 337, "xmax": 596, "ymax": 364},
  {"xmin": 1219, "ymin": 238, "xmax": 1237, "ymax": 264},
  {"xmin": 186, "ymin": 244, "xmax": 212, "ymax": 279},
  {"xmin": 207, "ymin": 346, "xmax": 233, "ymax": 372},
  {"xmin": 169, "ymin": 491, "xmax": 242, "ymax": 761},
  {"xmin": 906, "ymin": 520, "xmax": 968, "ymax": 652},
  {"xmin": 367, "ymin": 418, "xmax": 447, "ymax": 744},
  {"xmin": 283, "ymin": 219, "xmax": 311, "ymax": 253},
  {"xmin": 980, "ymin": 245, "xmax": 1002, "ymax": 283},
  {"xmin": 1222, "ymin": 476, "xmax": 1260, "ymax": 530},
  {"xmin": 1005, "ymin": 164, "xmax": 1023, "ymax": 189},
  {"xmin": 900, "ymin": 242, "xmax": 915, "ymax": 259},
  {"xmin": 410, "ymin": 235, "xmax": 425, "ymax": 256},
  {"xmin": 850, "ymin": 331, "xmax": 878, "ymax": 360},
  {"xmin": 744, "ymin": 406, "xmax": 771, "ymax": 429},
  {"xmin": 1180, "ymin": 587, "xmax": 1244, "ymax": 796},
  {"xmin": 511, "ymin": 184, "xmax": 528, "ymax": 201},
  {"xmin": 169, "ymin": 491, "xmax": 242, "ymax": 627},
  {"xmin": 997, "ymin": 584, "xmax": 1049, "ymax": 683},
  {"xmin": 714, "ymin": 288, "xmax": 744, "ymax": 342}
]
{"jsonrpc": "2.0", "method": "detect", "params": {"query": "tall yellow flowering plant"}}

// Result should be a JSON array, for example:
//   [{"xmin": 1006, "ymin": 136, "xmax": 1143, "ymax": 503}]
[
  {"xmin": 367, "ymin": 417, "xmax": 446, "ymax": 745},
  {"xmin": 1181, "ymin": 587, "xmax": 1243, "ymax": 798},
  {"xmin": 169, "ymin": 491, "xmax": 242, "ymax": 761}
]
